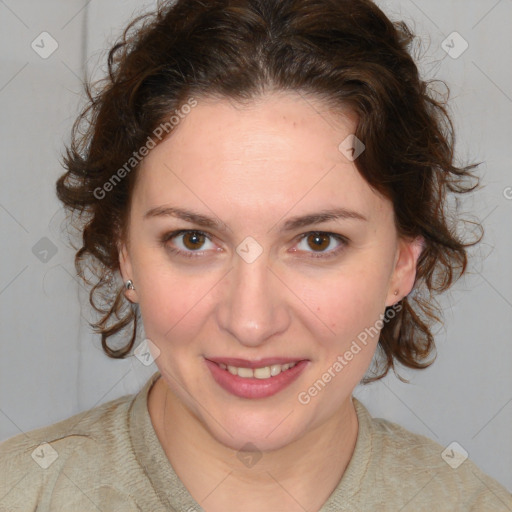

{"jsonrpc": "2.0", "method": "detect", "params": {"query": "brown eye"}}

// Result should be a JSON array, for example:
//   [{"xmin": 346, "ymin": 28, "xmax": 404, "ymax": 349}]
[
  {"xmin": 293, "ymin": 231, "xmax": 347, "ymax": 259},
  {"xmin": 306, "ymin": 232, "xmax": 331, "ymax": 251},
  {"xmin": 182, "ymin": 231, "xmax": 207, "ymax": 250},
  {"xmin": 160, "ymin": 229, "xmax": 218, "ymax": 258}
]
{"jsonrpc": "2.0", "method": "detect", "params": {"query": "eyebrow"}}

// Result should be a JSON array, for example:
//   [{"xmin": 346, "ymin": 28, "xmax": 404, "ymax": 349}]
[{"xmin": 143, "ymin": 206, "xmax": 367, "ymax": 232}]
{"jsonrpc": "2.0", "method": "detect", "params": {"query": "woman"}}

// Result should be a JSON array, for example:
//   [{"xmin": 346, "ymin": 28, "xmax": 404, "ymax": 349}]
[{"xmin": 1, "ymin": 0, "xmax": 510, "ymax": 510}]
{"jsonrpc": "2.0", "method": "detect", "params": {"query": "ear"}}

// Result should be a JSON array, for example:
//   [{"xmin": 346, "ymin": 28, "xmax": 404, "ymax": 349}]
[
  {"xmin": 118, "ymin": 241, "xmax": 138, "ymax": 303},
  {"xmin": 385, "ymin": 236, "xmax": 424, "ymax": 307}
]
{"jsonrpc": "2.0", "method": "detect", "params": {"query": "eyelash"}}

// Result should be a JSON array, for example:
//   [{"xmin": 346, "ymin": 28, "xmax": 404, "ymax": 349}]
[{"xmin": 160, "ymin": 229, "xmax": 348, "ymax": 260}]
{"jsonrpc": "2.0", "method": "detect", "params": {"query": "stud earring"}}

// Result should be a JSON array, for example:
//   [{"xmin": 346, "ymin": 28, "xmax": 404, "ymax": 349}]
[
  {"xmin": 394, "ymin": 290, "xmax": 399, "ymax": 296},
  {"xmin": 125, "ymin": 280, "xmax": 135, "ymax": 291}
]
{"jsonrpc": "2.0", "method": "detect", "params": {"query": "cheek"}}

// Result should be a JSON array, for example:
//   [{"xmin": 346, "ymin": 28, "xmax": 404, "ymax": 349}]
[
  {"xmin": 297, "ymin": 268, "xmax": 389, "ymax": 350},
  {"xmin": 138, "ymin": 273, "xmax": 211, "ymax": 342},
  {"xmin": 298, "ymin": 275, "xmax": 389, "ymax": 399}
]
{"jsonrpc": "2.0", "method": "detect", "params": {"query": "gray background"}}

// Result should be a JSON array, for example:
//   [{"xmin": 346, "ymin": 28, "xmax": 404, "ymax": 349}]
[{"xmin": 1, "ymin": 0, "xmax": 511, "ymax": 492}]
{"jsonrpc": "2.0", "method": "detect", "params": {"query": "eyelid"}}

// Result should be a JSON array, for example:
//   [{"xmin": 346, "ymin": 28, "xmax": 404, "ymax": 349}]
[{"xmin": 161, "ymin": 229, "xmax": 213, "ymax": 243}]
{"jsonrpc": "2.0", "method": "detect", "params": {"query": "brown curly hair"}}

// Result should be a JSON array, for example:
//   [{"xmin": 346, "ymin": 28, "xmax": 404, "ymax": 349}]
[{"xmin": 56, "ymin": 0, "xmax": 481, "ymax": 383}]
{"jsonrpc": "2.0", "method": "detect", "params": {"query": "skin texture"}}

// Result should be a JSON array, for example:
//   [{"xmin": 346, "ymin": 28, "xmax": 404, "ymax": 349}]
[{"xmin": 119, "ymin": 91, "xmax": 423, "ymax": 511}]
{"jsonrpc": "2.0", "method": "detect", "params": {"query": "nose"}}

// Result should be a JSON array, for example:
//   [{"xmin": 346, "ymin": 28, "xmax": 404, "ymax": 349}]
[{"xmin": 216, "ymin": 253, "xmax": 291, "ymax": 348}]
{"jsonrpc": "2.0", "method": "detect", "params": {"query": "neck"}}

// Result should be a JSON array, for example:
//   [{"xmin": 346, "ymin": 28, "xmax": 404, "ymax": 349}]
[{"xmin": 148, "ymin": 377, "xmax": 359, "ymax": 512}]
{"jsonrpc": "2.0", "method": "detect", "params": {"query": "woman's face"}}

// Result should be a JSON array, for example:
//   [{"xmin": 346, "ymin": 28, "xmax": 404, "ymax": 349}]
[{"xmin": 119, "ymin": 91, "xmax": 421, "ymax": 451}]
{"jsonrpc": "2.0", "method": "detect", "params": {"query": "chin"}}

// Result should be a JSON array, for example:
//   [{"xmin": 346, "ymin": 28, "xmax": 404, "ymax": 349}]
[
  {"xmin": 208, "ymin": 419, "xmax": 301, "ymax": 454},
  {"xmin": 201, "ymin": 403, "xmax": 313, "ymax": 453}
]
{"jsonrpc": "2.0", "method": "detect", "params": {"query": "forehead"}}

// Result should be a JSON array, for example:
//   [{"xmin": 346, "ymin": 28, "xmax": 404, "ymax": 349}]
[
  {"xmin": 133, "ymin": 92, "xmax": 390, "ymax": 223},
  {"xmin": 156, "ymin": 92, "xmax": 356, "ymax": 167}
]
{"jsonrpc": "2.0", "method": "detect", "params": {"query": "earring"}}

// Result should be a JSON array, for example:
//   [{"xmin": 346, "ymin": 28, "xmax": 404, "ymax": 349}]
[
  {"xmin": 394, "ymin": 290, "xmax": 399, "ymax": 296},
  {"xmin": 125, "ymin": 280, "xmax": 135, "ymax": 291}
]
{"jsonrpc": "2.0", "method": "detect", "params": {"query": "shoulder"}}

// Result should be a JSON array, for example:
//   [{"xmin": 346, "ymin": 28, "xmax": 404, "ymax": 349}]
[
  {"xmin": 352, "ymin": 399, "xmax": 512, "ymax": 511},
  {"xmin": 0, "ymin": 391, "xmax": 140, "ymax": 512}
]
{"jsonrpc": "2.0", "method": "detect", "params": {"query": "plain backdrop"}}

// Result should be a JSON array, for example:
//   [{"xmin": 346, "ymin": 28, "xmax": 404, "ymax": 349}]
[{"xmin": 0, "ymin": 0, "xmax": 511, "ymax": 492}]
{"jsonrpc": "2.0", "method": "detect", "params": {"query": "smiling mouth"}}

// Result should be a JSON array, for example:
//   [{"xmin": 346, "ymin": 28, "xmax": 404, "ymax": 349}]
[
  {"xmin": 215, "ymin": 361, "xmax": 298, "ymax": 379},
  {"xmin": 205, "ymin": 358, "xmax": 309, "ymax": 399},
  {"xmin": 205, "ymin": 356, "xmax": 308, "ymax": 379}
]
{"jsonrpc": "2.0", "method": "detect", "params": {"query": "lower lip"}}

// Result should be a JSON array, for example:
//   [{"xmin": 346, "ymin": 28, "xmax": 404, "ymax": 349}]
[{"xmin": 205, "ymin": 359, "xmax": 309, "ymax": 399}]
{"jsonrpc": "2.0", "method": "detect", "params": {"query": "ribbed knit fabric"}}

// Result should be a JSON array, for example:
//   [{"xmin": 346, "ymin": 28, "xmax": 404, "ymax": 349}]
[{"xmin": 1, "ymin": 371, "xmax": 510, "ymax": 511}]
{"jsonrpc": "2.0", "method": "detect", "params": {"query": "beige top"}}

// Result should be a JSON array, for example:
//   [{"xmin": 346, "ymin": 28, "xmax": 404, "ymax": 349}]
[{"xmin": 1, "ymin": 370, "xmax": 510, "ymax": 511}]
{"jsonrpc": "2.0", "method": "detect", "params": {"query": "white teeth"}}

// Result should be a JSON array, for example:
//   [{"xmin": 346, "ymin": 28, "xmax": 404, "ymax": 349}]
[
  {"xmin": 270, "ymin": 364, "xmax": 282, "ymax": 376},
  {"xmin": 253, "ymin": 366, "xmax": 271, "ymax": 379},
  {"xmin": 237, "ymin": 367, "xmax": 254, "ymax": 378},
  {"xmin": 219, "ymin": 362, "xmax": 298, "ymax": 379}
]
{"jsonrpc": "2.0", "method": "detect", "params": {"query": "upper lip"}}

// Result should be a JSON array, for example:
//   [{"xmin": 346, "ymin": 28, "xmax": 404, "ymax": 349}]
[{"xmin": 206, "ymin": 357, "xmax": 307, "ymax": 368}]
